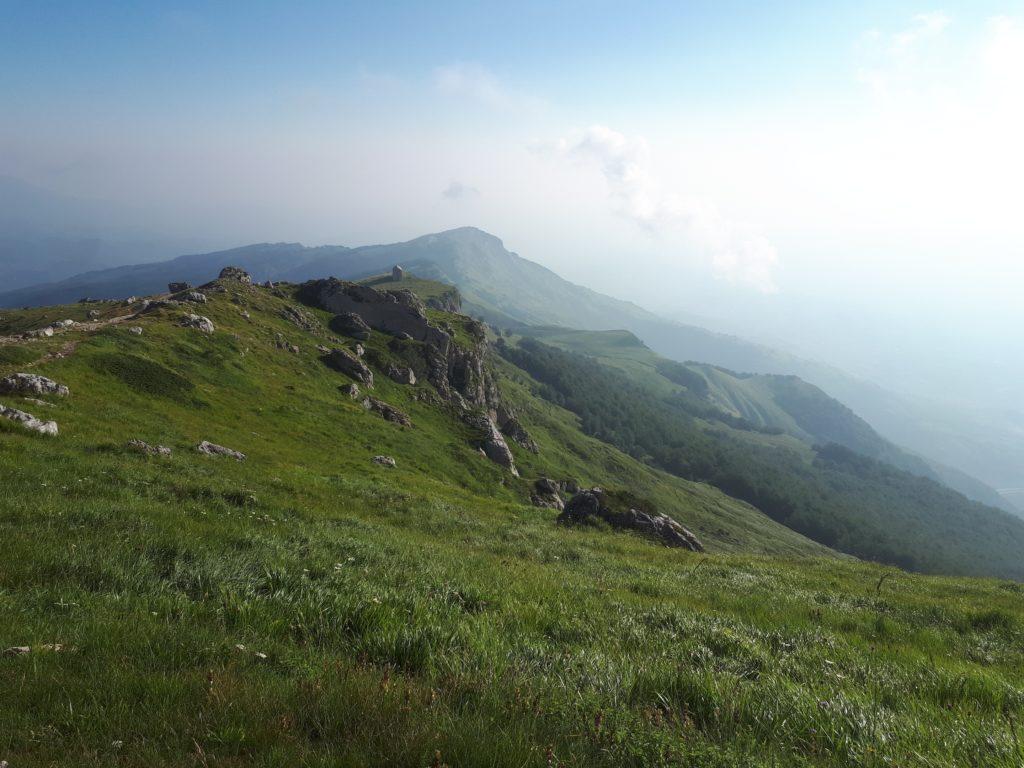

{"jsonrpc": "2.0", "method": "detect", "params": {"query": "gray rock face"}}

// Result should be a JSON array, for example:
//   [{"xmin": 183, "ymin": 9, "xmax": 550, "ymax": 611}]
[
  {"xmin": 361, "ymin": 396, "xmax": 411, "ymax": 426},
  {"xmin": 0, "ymin": 404, "xmax": 58, "ymax": 435},
  {"xmin": 184, "ymin": 291, "xmax": 207, "ymax": 304},
  {"xmin": 181, "ymin": 314, "xmax": 215, "ymax": 334},
  {"xmin": 372, "ymin": 455, "xmax": 396, "ymax": 467},
  {"xmin": 196, "ymin": 440, "xmax": 246, "ymax": 460},
  {"xmin": 558, "ymin": 489, "xmax": 704, "ymax": 551},
  {"xmin": 329, "ymin": 312, "xmax": 372, "ymax": 341},
  {"xmin": 127, "ymin": 439, "xmax": 171, "ymax": 457},
  {"xmin": 464, "ymin": 411, "xmax": 518, "ymax": 476},
  {"xmin": 168, "ymin": 281, "xmax": 192, "ymax": 293},
  {"xmin": 531, "ymin": 477, "xmax": 564, "ymax": 510},
  {"xmin": 495, "ymin": 404, "xmax": 538, "ymax": 454},
  {"xmin": 323, "ymin": 348, "xmax": 374, "ymax": 386},
  {"xmin": 0, "ymin": 373, "xmax": 69, "ymax": 398},
  {"xmin": 386, "ymin": 364, "xmax": 416, "ymax": 385},
  {"xmin": 218, "ymin": 266, "xmax": 252, "ymax": 284},
  {"xmin": 305, "ymin": 279, "xmax": 450, "ymax": 348}
]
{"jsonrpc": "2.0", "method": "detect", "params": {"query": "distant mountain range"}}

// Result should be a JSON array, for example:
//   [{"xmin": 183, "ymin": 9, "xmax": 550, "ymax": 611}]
[
  {"xmin": 1, "ymin": 225, "xmax": 1019, "ymax": 513},
  {"xmin": 0, "ymin": 175, "xmax": 216, "ymax": 292}
]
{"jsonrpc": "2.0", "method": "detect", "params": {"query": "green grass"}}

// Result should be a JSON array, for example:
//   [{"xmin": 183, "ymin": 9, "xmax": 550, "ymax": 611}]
[{"xmin": 1, "ymin": 283, "xmax": 1022, "ymax": 767}]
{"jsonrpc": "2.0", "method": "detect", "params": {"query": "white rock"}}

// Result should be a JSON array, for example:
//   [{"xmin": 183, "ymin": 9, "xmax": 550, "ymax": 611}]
[
  {"xmin": 181, "ymin": 314, "xmax": 215, "ymax": 334},
  {"xmin": 0, "ymin": 404, "xmax": 58, "ymax": 435},
  {"xmin": 0, "ymin": 373, "xmax": 69, "ymax": 397},
  {"xmin": 196, "ymin": 440, "xmax": 245, "ymax": 460}
]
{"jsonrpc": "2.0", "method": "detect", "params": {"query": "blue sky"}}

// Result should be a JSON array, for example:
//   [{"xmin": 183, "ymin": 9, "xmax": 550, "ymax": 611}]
[{"xmin": 2, "ymin": 1, "xmax": 1024, "ymax": 403}]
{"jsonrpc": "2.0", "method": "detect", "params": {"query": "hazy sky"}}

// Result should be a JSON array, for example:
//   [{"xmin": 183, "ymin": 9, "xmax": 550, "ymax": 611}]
[{"xmin": 3, "ymin": 1, "xmax": 1023, "ymax": 404}]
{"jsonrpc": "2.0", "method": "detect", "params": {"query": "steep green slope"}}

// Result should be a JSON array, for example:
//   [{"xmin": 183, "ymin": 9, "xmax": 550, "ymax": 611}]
[
  {"xmin": 526, "ymin": 327, "xmax": 1014, "ymax": 511},
  {"xmin": 500, "ymin": 336, "xmax": 1024, "ymax": 579},
  {"xmin": 2, "ymin": 275, "xmax": 1024, "ymax": 767}
]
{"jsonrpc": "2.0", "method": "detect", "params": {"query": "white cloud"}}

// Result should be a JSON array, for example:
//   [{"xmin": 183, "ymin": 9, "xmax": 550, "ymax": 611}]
[
  {"xmin": 441, "ymin": 181, "xmax": 480, "ymax": 201},
  {"xmin": 547, "ymin": 125, "xmax": 778, "ymax": 292},
  {"xmin": 890, "ymin": 11, "xmax": 950, "ymax": 56},
  {"xmin": 433, "ymin": 63, "xmax": 510, "ymax": 109}
]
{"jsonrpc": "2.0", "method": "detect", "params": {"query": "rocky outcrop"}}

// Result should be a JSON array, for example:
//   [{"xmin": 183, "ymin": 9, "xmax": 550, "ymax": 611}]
[
  {"xmin": 362, "ymin": 397, "xmax": 411, "ymax": 426},
  {"xmin": 558, "ymin": 488, "xmax": 704, "ymax": 551},
  {"xmin": 196, "ymin": 440, "xmax": 246, "ymax": 460},
  {"xmin": 219, "ymin": 266, "xmax": 252, "ymax": 284},
  {"xmin": 425, "ymin": 289, "xmax": 462, "ymax": 313},
  {"xmin": 386, "ymin": 364, "xmax": 416, "ymax": 385},
  {"xmin": 0, "ymin": 404, "xmax": 58, "ymax": 435},
  {"xmin": 181, "ymin": 314, "xmax": 215, "ymax": 334},
  {"xmin": 531, "ymin": 477, "xmax": 564, "ymax": 510},
  {"xmin": 341, "ymin": 383, "xmax": 360, "ymax": 399},
  {"xmin": 373, "ymin": 455, "xmax": 396, "ymax": 467},
  {"xmin": 464, "ymin": 411, "xmax": 518, "ymax": 476},
  {"xmin": 127, "ymin": 439, "xmax": 171, "ymax": 457},
  {"xmin": 183, "ymin": 291, "xmax": 207, "ymax": 304},
  {"xmin": 0, "ymin": 373, "xmax": 69, "ymax": 398},
  {"xmin": 168, "ymin": 281, "xmax": 192, "ymax": 293},
  {"xmin": 323, "ymin": 348, "xmax": 373, "ymax": 387},
  {"xmin": 303, "ymin": 279, "xmax": 449, "ymax": 347},
  {"xmin": 495, "ymin": 404, "xmax": 538, "ymax": 453},
  {"xmin": 329, "ymin": 312, "xmax": 371, "ymax": 341}
]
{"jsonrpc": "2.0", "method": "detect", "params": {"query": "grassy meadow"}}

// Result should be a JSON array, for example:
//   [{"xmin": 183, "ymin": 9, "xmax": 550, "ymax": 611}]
[{"xmin": 1, "ymin": 282, "xmax": 1022, "ymax": 767}]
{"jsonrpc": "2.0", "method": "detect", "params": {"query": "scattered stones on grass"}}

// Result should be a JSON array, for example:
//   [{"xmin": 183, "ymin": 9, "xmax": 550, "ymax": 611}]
[
  {"xmin": 127, "ymin": 439, "xmax": 172, "ymax": 457},
  {"xmin": 181, "ymin": 314, "xmax": 215, "ymax": 334},
  {"xmin": 0, "ymin": 373, "xmax": 69, "ymax": 397},
  {"xmin": 0, "ymin": 404, "xmax": 59, "ymax": 435},
  {"xmin": 275, "ymin": 333, "xmax": 300, "ymax": 354},
  {"xmin": 361, "ymin": 396, "xmax": 411, "ymax": 426},
  {"xmin": 196, "ymin": 440, "xmax": 246, "ymax": 461},
  {"xmin": 372, "ymin": 455, "xmax": 396, "ymax": 467},
  {"xmin": 280, "ymin": 304, "xmax": 321, "ymax": 334}
]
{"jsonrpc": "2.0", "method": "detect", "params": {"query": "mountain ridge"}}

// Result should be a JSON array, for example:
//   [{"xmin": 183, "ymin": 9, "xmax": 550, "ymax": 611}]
[{"xmin": 1, "ymin": 226, "xmax": 1019, "ymax": 513}]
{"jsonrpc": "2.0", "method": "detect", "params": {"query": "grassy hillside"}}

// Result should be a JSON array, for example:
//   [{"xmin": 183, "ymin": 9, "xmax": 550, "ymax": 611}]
[
  {"xmin": 526, "ymin": 327, "xmax": 1014, "ymax": 511},
  {"xmin": 2, "ymin": 281, "xmax": 1024, "ymax": 766},
  {"xmin": 5, "ymin": 226, "xmax": 1021, "ymax": 506},
  {"xmin": 500, "ymin": 335, "xmax": 1024, "ymax": 579}
]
